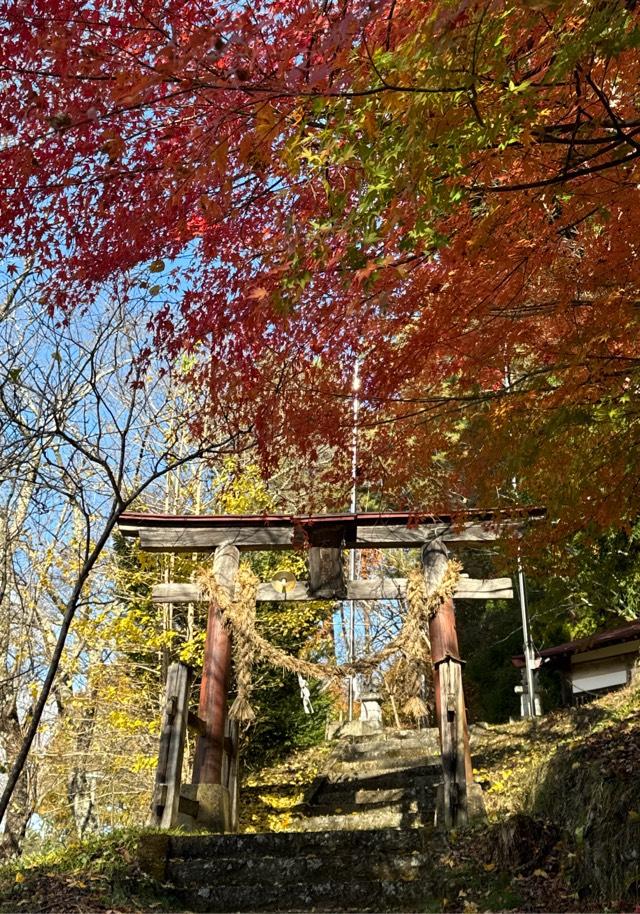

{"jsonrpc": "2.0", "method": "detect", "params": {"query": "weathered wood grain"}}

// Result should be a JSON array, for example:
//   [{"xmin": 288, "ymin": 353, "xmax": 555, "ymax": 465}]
[
  {"xmin": 152, "ymin": 577, "xmax": 513, "ymax": 603},
  {"xmin": 149, "ymin": 662, "xmax": 192, "ymax": 829},
  {"xmin": 187, "ymin": 711, "xmax": 206, "ymax": 736},
  {"xmin": 308, "ymin": 547, "xmax": 346, "ymax": 597},
  {"xmin": 422, "ymin": 539, "xmax": 474, "ymax": 829},
  {"xmin": 221, "ymin": 718, "xmax": 240, "ymax": 833},
  {"xmin": 139, "ymin": 526, "xmax": 294, "ymax": 552},
  {"xmin": 355, "ymin": 522, "xmax": 502, "ymax": 548},
  {"xmin": 438, "ymin": 659, "xmax": 469, "ymax": 828},
  {"xmin": 137, "ymin": 521, "xmax": 507, "ymax": 552}
]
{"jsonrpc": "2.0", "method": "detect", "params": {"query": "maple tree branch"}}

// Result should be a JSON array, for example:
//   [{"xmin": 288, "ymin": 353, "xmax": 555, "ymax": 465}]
[
  {"xmin": 385, "ymin": 0, "xmax": 398, "ymax": 52},
  {"xmin": 479, "ymin": 146, "xmax": 640, "ymax": 193},
  {"xmin": 585, "ymin": 73, "xmax": 640, "ymax": 153}
]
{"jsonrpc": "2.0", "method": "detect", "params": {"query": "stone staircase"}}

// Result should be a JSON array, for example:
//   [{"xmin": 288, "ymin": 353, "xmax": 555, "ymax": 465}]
[{"xmin": 165, "ymin": 729, "xmax": 444, "ymax": 912}]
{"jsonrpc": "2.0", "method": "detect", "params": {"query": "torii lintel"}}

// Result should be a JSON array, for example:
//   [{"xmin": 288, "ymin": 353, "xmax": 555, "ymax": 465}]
[{"xmin": 117, "ymin": 506, "xmax": 545, "ymax": 552}]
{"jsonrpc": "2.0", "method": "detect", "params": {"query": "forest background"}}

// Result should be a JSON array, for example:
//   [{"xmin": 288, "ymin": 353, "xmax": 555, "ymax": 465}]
[{"xmin": 0, "ymin": 0, "xmax": 640, "ymax": 855}]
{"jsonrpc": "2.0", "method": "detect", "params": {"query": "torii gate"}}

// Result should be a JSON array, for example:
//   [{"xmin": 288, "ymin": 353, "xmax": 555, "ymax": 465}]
[{"xmin": 118, "ymin": 507, "xmax": 544, "ymax": 832}]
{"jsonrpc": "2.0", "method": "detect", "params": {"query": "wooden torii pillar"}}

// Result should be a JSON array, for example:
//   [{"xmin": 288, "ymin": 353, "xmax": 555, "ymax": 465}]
[
  {"xmin": 422, "ymin": 539, "xmax": 475, "ymax": 828},
  {"xmin": 179, "ymin": 543, "xmax": 240, "ymax": 831},
  {"xmin": 192, "ymin": 544, "xmax": 239, "ymax": 786}
]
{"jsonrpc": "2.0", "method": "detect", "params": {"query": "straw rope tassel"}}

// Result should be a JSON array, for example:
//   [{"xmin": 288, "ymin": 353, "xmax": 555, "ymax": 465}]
[{"xmin": 197, "ymin": 558, "xmax": 462, "ymax": 722}]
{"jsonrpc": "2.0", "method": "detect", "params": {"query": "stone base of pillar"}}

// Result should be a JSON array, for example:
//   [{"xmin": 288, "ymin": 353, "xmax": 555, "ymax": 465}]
[
  {"xmin": 467, "ymin": 781, "xmax": 487, "ymax": 820},
  {"xmin": 434, "ymin": 781, "xmax": 486, "ymax": 829},
  {"xmin": 334, "ymin": 719, "xmax": 384, "ymax": 738},
  {"xmin": 177, "ymin": 783, "xmax": 231, "ymax": 832}
]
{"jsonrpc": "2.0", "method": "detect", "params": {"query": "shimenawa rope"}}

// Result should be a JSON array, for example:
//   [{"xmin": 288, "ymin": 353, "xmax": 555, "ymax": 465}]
[{"xmin": 198, "ymin": 559, "xmax": 461, "ymax": 721}]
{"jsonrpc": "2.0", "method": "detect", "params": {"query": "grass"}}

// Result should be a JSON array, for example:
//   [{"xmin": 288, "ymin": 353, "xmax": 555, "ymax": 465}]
[
  {"xmin": 0, "ymin": 743, "xmax": 334, "ymax": 912},
  {"xmin": 0, "ymin": 829, "xmax": 179, "ymax": 913},
  {"xmin": 1, "ymin": 682, "xmax": 638, "ymax": 912},
  {"xmin": 430, "ymin": 678, "xmax": 640, "ymax": 912},
  {"xmin": 240, "ymin": 741, "xmax": 333, "ymax": 832}
]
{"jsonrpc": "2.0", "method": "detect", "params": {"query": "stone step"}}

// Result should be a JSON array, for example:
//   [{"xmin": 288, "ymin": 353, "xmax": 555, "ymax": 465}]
[
  {"xmin": 168, "ymin": 850, "xmax": 431, "ymax": 887},
  {"xmin": 174, "ymin": 877, "xmax": 432, "ymax": 912},
  {"xmin": 336, "ymin": 747, "xmax": 441, "ymax": 763},
  {"xmin": 355, "ymin": 786, "xmax": 415, "ymax": 804},
  {"xmin": 302, "ymin": 801, "xmax": 433, "ymax": 820},
  {"xmin": 310, "ymin": 785, "xmax": 419, "ymax": 808},
  {"xmin": 306, "ymin": 801, "xmax": 435, "ymax": 819},
  {"xmin": 318, "ymin": 770, "xmax": 438, "ymax": 795},
  {"xmin": 344, "ymin": 736, "xmax": 439, "ymax": 749},
  {"xmin": 341, "ymin": 728, "xmax": 438, "ymax": 746},
  {"xmin": 339, "ymin": 734, "xmax": 439, "ymax": 753},
  {"xmin": 340, "ymin": 745, "xmax": 439, "ymax": 763},
  {"xmin": 168, "ymin": 826, "xmax": 428, "ymax": 860},
  {"xmin": 330, "ymin": 758, "xmax": 442, "ymax": 786},
  {"xmin": 306, "ymin": 785, "xmax": 436, "ymax": 818},
  {"xmin": 291, "ymin": 805, "xmax": 424, "ymax": 832}
]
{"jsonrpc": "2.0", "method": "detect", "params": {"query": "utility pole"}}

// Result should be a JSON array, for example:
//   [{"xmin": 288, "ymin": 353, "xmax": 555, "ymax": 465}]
[
  {"xmin": 347, "ymin": 358, "xmax": 360, "ymax": 722},
  {"xmin": 516, "ymin": 551, "xmax": 538, "ymax": 718},
  {"xmin": 503, "ymin": 366, "xmax": 539, "ymax": 719}
]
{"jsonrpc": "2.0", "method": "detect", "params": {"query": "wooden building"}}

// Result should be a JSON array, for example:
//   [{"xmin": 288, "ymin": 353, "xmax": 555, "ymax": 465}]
[{"xmin": 512, "ymin": 619, "xmax": 640, "ymax": 708}]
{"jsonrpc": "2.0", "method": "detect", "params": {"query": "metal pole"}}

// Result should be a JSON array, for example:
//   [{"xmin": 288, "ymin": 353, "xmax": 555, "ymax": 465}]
[
  {"xmin": 347, "ymin": 359, "xmax": 360, "ymax": 722},
  {"xmin": 516, "ymin": 557, "xmax": 537, "ymax": 718},
  {"xmin": 503, "ymin": 365, "xmax": 538, "ymax": 718}
]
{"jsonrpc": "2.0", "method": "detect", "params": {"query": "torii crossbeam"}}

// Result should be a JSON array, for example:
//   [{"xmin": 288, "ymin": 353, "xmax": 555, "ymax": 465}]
[
  {"xmin": 119, "ymin": 507, "xmax": 545, "ymax": 552},
  {"xmin": 118, "ymin": 506, "xmax": 544, "ymax": 832}
]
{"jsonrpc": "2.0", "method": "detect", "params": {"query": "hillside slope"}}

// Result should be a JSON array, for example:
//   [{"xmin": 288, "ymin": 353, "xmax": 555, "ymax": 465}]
[
  {"xmin": 1, "ymin": 680, "xmax": 638, "ymax": 912},
  {"xmin": 438, "ymin": 679, "xmax": 640, "ymax": 912}
]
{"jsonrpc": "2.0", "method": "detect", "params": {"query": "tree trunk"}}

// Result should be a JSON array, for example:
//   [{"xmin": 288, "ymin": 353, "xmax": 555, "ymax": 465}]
[{"xmin": 0, "ymin": 702, "xmax": 35, "ymax": 859}]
